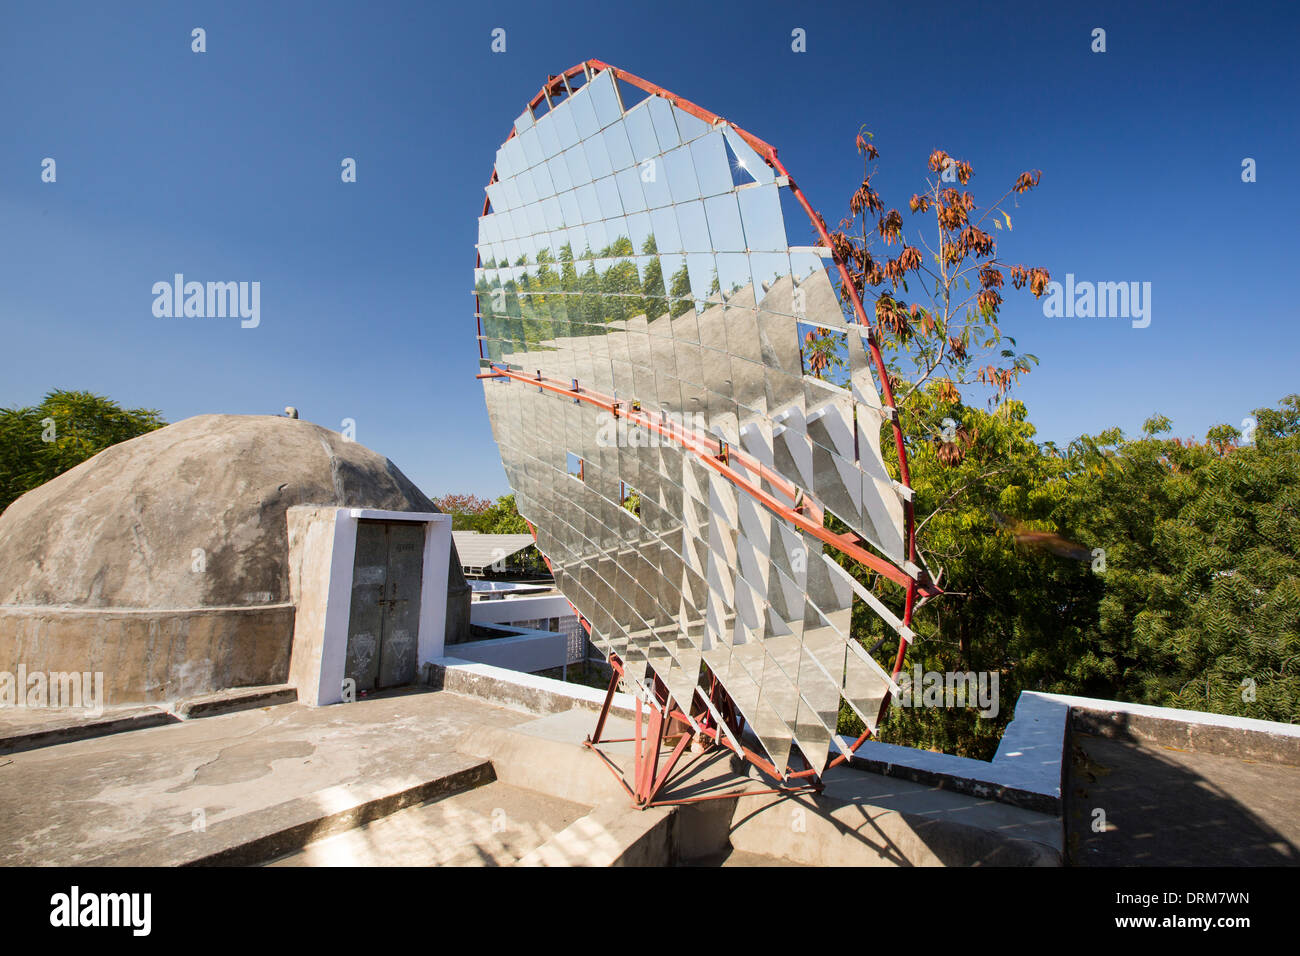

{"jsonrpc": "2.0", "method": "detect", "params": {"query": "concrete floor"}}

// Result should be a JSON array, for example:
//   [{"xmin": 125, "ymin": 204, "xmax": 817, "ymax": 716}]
[
  {"xmin": 512, "ymin": 707, "xmax": 1063, "ymax": 865},
  {"xmin": 266, "ymin": 780, "xmax": 588, "ymax": 866},
  {"xmin": 1066, "ymin": 733, "xmax": 1300, "ymax": 866},
  {"xmin": 0, "ymin": 688, "xmax": 523, "ymax": 865},
  {"xmin": 24, "ymin": 685, "xmax": 1275, "ymax": 866}
]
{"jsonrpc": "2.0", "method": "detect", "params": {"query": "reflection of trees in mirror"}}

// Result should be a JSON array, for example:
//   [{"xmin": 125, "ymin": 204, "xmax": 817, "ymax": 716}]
[
  {"xmin": 475, "ymin": 232, "xmax": 702, "ymax": 348},
  {"xmin": 619, "ymin": 481, "xmax": 641, "ymax": 518},
  {"xmin": 798, "ymin": 322, "xmax": 849, "ymax": 388}
]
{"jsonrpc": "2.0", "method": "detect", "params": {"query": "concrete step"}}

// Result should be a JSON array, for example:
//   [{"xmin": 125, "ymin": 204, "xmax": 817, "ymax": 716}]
[
  {"xmin": 94, "ymin": 752, "xmax": 495, "ymax": 866},
  {"xmin": 172, "ymin": 684, "xmax": 297, "ymax": 719},
  {"xmin": 0, "ymin": 705, "xmax": 175, "ymax": 756},
  {"xmin": 265, "ymin": 780, "xmax": 589, "ymax": 866},
  {"xmin": 0, "ymin": 684, "xmax": 297, "ymax": 757}
]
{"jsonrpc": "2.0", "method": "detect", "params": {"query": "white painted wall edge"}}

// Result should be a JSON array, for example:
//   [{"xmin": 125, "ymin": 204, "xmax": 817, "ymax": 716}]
[
  {"xmin": 837, "ymin": 692, "xmax": 1069, "ymax": 802},
  {"xmin": 314, "ymin": 511, "xmax": 359, "ymax": 706},
  {"xmin": 417, "ymin": 516, "xmax": 451, "ymax": 666},
  {"xmin": 347, "ymin": 509, "xmax": 452, "ymax": 524}
]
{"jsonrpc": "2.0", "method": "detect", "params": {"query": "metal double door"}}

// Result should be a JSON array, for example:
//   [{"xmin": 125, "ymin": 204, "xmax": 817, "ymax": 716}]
[{"xmin": 344, "ymin": 520, "xmax": 425, "ymax": 693}]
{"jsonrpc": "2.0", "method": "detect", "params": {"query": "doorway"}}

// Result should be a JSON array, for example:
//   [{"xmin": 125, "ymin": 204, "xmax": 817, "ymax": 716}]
[{"xmin": 344, "ymin": 520, "xmax": 426, "ymax": 693}]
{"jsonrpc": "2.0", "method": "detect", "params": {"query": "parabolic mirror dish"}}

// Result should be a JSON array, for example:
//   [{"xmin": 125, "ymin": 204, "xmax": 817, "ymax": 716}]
[{"xmin": 476, "ymin": 61, "xmax": 928, "ymax": 778}]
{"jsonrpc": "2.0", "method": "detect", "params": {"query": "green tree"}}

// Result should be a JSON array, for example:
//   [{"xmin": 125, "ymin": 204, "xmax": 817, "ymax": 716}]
[
  {"xmin": 436, "ymin": 492, "xmax": 544, "ymax": 572},
  {"xmin": 835, "ymin": 388, "xmax": 1098, "ymax": 757},
  {"xmin": 1054, "ymin": 395, "xmax": 1300, "ymax": 723},
  {"xmin": 482, "ymin": 492, "xmax": 530, "ymax": 534},
  {"xmin": 846, "ymin": 391, "xmax": 1300, "ymax": 758},
  {"xmin": 431, "ymin": 493, "xmax": 493, "ymax": 531},
  {"xmin": 483, "ymin": 493, "xmax": 543, "ymax": 572},
  {"xmin": 0, "ymin": 390, "xmax": 166, "ymax": 513}
]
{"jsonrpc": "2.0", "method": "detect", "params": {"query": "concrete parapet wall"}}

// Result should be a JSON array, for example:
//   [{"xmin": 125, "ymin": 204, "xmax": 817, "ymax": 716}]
[
  {"xmin": 847, "ymin": 692, "xmax": 1300, "ymax": 818},
  {"xmin": 429, "ymin": 657, "xmax": 637, "ymax": 720},
  {"xmin": 1058, "ymin": 694, "xmax": 1300, "ymax": 765}
]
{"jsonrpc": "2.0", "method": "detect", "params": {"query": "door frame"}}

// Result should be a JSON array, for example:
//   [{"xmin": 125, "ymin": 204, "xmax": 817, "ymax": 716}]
[{"xmin": 309, "ymin": 508, "xmax": 452, "ymax": 706}]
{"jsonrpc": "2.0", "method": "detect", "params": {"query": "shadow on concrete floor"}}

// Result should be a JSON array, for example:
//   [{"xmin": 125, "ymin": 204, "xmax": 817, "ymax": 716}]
[{"xmin": 1066, "ymin": 732, "xmax": 1299, "ymax": 866}]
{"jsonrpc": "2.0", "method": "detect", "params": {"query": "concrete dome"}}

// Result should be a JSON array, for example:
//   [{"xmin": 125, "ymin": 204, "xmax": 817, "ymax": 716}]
[
  {"xmin": 0, "ymin": 414, "xmax": 463, "ymax": 610},
  {"xmin": 0, "ymin": 414, "xmax": 472, "ymax": 704}
]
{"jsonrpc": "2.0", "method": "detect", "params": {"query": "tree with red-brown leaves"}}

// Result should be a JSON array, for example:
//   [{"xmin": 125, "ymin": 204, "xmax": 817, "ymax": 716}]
[
  {"xmin": 431, "ymin": 493, "xmax": 493, "ymax": 530},
  {"xmin": 827, "ymin": 130, "xmax": 1050, "ymax": 411}
]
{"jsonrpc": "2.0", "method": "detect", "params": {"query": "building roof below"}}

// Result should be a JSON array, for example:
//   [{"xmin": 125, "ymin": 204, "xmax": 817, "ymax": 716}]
[{"xmin": 452, "ymin": 532, "xmax": 538, "ymax": 571}]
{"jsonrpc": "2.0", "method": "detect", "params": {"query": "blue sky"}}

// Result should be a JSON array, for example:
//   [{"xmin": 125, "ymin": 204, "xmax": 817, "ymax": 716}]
[{"xmin": 2, "ymin": 0, "xmax": 1296, "ymax": 498}]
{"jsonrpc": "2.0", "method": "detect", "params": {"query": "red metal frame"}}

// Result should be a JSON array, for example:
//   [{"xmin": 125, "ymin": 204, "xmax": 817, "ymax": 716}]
[
  {"xmin": 475, "ymin": 61, "xmax": 935, "ymax": 807},
  {"xmin": 481, "ymin": 365, "xmax": 933, "ymax": 598},
  {"xmin": 581, "ymin": 652, "xmax": 821, "ymax": 807}
]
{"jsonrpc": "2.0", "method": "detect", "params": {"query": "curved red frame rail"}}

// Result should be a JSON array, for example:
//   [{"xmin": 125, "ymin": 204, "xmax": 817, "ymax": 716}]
[{"xmin": 474, "ymin": 60, "xmax": 935, "ymax": 797}]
